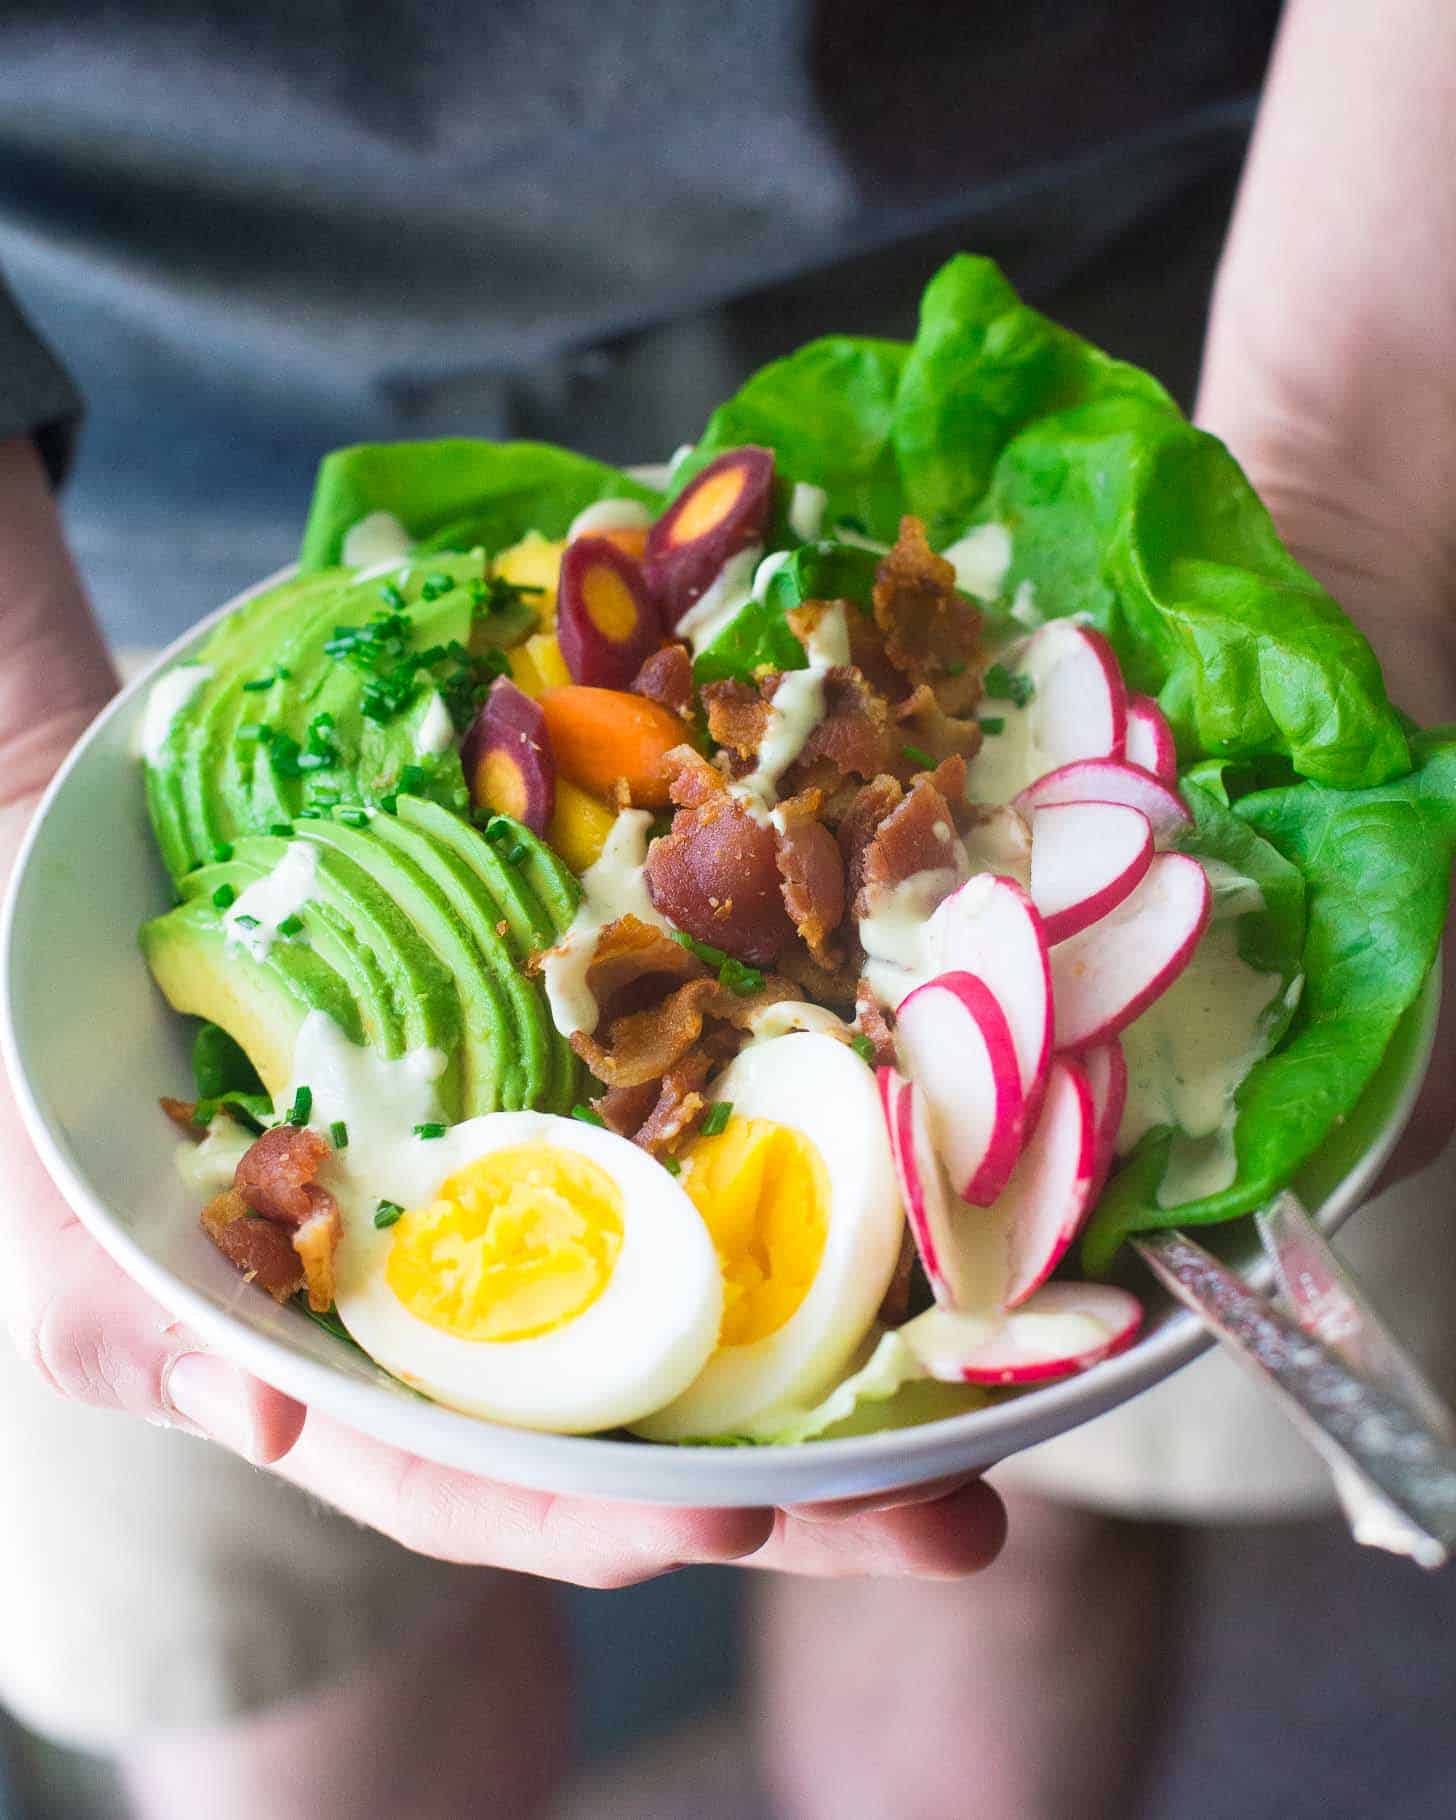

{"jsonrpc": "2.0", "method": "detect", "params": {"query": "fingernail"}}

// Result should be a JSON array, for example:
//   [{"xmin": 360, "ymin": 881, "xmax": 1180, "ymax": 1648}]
[{"xmin": 165, "ymin": 1352, "xmax": 261, "ymax": 1460}]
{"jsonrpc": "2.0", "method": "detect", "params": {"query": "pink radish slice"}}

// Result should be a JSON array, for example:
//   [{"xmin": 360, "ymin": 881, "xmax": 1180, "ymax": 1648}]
[
  {"xmin": 1051, "ymin": 852, "xmax": 1212, "ymax": 1051},
  {"xmin": 900, "ymin": 1282, "xmax": 1144, "ymax": 1386},
  {"xmin": 1082, "ymin": 1039, "xmax": 1128, "ymax": 1193},
  {"xmin": 895, "ymin": 973, "xmax": 1025, "ymax": 1206},
  {"xmin": 991, "ymin": 1055, "xmax": 1098, "ymax": 1308},
  {"xmin": 881, "ymin": 1068, "xmax": 996, "ymax": 1310},
  {"xmin": 1028, "ymin": 801, "xmax": 1152, "ymax": 944},
  {"xmin": 925, "ymin": 875, "xmax": 1052, "ymax": 1132},
  {"xmin": 1014, "ymin": 758, "xmax": 1191, "ymax": 847},
  {"xmin": 966, "ymin": 622, "xmax": 1128, "ymax": 804},
  {"xmin": 1125, "ymin": 694, "xmax": 1177, "ymax": 785}
]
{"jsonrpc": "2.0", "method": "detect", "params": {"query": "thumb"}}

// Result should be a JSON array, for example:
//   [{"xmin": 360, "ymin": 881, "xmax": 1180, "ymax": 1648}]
[{"xmin": 0, "ymin": 1096, "xmax": 306, "ymax": 1464}]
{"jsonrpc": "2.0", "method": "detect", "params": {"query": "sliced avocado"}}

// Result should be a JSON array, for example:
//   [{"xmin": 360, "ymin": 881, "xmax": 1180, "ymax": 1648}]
[
  {"xmin": 296, "ymin": 818, "xmax": 512, "ymax": 1117},
  {"xmin": 487, "ymin": 818, "xmax": 582, "ymax": 937},
  {"xmin": 140, "ymin": 898, "xmax": 363, "ymax": 1101},
  {"xmin": 364, "ymin": 811, "xmax": 552, "ymax": 1110},
  {"xmin": 392, "ymin": 797, "xmax": 580, "ymax": 1110},
  {"xmin": 181, "ymin": 845, "xmax": 404, "ymax": 1060}
]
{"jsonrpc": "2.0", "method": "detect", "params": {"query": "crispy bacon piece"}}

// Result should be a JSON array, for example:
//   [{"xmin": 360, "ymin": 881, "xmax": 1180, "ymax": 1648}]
[
  {"xmin": 701, "ymin": 680, "xmax": 768, "ymax": 762},
  {"xmin": 665, "ymin": 743, "xmax": 731, "ymax": 810},
  {"xmin": 161, "ymin": 1096, "xmax": 207, "ymax": 1140},
  {"xmin": 793, "ymin": 669, "xmax": 894, "ymax": 782},
  {"xmin": 636, "ymin": 1053, "xmax": 714, "ymax": 1153},
  {"xmin": 873, "ymin": 517, "xmax": 981, "ymax": 714},
  {"xmin": 573, "ymin": 967, "xmax": 795, "ymax": 1090},
  {"xmin": 646, "ymin": 790, "xmax": 795, "ymax": 964},
  {"xmin": 773, "ymin": 788, "xmax": 845, "ymax": 965},
  {"xmin": 853, "ymin": 980, "xmax": 898, "ymax": 1067},
  {"xmin": 895, "ymin": 683, "xmax": 983, "ymax": 772},
  {"xmin": 231, "ymin": 1124, "xmax": 342, "ymax": 1313},
  {"xmin": 200, "ymin": 1189, "xmax": 306, "ymax": 1304},
  {"xmin": 838, "ymin": 773, "xmax": 904, "ymax": 912},
  {"xmin": 579, "ymin": 914, "xmax": 706, "ymax": 1021},
  {"xmin": 632, "ymin": 642, "xmax": 695, "ymax": 717},
  {"xmin": 858, "ymin": 772, "xmax": 964, "ymax": 915}
]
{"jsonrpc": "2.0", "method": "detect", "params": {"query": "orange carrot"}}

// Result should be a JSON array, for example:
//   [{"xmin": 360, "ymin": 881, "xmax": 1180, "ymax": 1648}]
[{"xmin": 538, "ymin": 686, "xmax": 690, "ymax": 809}]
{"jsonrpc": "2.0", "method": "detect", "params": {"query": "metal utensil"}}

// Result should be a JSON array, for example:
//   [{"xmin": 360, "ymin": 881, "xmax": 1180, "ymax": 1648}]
[{"xmin": 1134, "ymin": 1193, "xmax": 1456, "ymax": 1569}]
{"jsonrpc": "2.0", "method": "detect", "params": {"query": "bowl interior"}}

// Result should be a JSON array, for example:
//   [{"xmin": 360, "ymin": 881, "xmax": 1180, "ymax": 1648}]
[{"xmin": 2, "ymin": 584, "xmax": 1439, "ymax": 1507}]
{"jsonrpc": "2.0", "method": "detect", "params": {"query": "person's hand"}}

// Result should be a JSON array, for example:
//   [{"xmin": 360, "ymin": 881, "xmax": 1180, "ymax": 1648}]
[
  {"xmin": 0, "ymin": 437, "xmax": 1005, "ymax": 1585},
  {"xmin": 1195, "ymin": 0, "xmax": 1456, "ymax": 1193}
]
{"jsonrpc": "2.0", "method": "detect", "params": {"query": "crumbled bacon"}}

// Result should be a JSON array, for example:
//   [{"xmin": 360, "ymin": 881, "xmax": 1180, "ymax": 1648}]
[
  {"xmin": 853, "ymin": 981, "xmax": 898, "ymax": 1068},
  {"xmin": 701, "ymin": 681, "xmax": 767, "ymax": 762},
  {"xmin": 857, "ymin": 771, "xmax": 964, "ymax": 917},
  {"xmin": 576, "ymin": 913, "xmax": 706, "ymax": 1020},
  {"xmin": 200, "ymin": 1189, "xmax": 306, "ymax": 1304},
  {"xmin": 573, "ymin": 967, "xmax": 795, "ymax": 1089},
  {"xmin": 230, "ymin": 1124, "xmax": 342, "ymax": 1312},
  {"xmin": 161, "ymin": 1096, "xmax": 207, "ymax": 1140},
  {"xmin": 646, "ymin": 789, "xmax": 795, "ymax": 964},
  {"xmin": 894, "ymin": 683, "xmax": 983, "ymax": 771},
  {"xmin": 837, "ymin": 774, "xmax": 905, "ymax": 912},
  {"xmin": 773, "ymin": 788, "xmax": 845, "ymax": 965},
  {"xmin": 791, "ymin": 669, "xmax": 894, "ymax": 782},
  {"xmin": 665, "ymin": 743, "xmax": 732, "ymax": 810},
  {"xmin": 632, "ymin": 642, "xmax": 695, "ymax": 717},
  {"xmin": 873, "ymin": 517, "xmax": 981, "ymax": 715}
]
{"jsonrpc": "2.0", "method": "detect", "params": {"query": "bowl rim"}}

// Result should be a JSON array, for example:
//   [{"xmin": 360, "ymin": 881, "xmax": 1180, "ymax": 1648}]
[{"xmin": 1, "ymin": 569, "xmax": 1441, "ymax": 1505}]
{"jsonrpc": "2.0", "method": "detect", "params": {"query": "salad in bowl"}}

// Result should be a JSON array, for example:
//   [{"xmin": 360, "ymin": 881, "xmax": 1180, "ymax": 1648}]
[{"xmin": 126, "ymin": 256, "xmax": 1453, "ymax": 1449}]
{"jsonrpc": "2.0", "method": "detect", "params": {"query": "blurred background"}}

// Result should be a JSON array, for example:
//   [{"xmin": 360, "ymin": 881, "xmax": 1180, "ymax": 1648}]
[{"xmin": 4, "ymin": 3, "xmax": 1456, "ymax": 1815}]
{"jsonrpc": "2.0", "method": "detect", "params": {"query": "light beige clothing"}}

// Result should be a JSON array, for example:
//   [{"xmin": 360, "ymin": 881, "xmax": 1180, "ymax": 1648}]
[{"xmin": 2, "ymin": 1148, "xmax": 1450, "ymax": 1747}]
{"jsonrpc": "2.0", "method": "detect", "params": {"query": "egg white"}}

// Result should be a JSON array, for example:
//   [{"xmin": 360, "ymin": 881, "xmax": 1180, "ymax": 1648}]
[
  {"xmin": 331, "ymin": 1111, "xmax": 723, "ymax": 1433},
  {"xmin": 632, "ymin": 1033, "xmax": 905, "ymax": 1441}
]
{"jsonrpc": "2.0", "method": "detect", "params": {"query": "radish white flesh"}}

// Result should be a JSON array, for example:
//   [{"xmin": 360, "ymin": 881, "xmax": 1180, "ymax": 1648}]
[
  {"xmin": 900, "ymin": 1283, "xmax": 1144, "ymax": 1385},
  {"xmin": 1014, "ymin": 758, "xmax": 1191, "ymax": 847},
  {"xmin": 895, "ymin": 972, "xmax": 1025, "ymax": 1206},
  {"xmin": 992, "ymin": 1055, "xmax": 1098, "ymax": 1308},
  {"xmin": 1082, "ymin": 1039, "xmax": 1128, "ymax": 1191},
  {"xmin": 1051, "ymin": 852, "xmax": 1212, "ymax": 1051},
  {"xmin": 881, "ymin": 1068, "xmax": 999, "ymax": 1310},
  {"xmin": 925, "ymin": 875, "xmax": 1052, "ymax": 1131},
  {"xmin": 1125, "ymin": 694, "xmax": 1177, "ymax": 785},
  {"xmin": 1017, "ymin": 760, "xmax": 1190, "ymax": 845},
  {"xmin": 1029, "ymin": 801, "xmax": 1152, "ymax": 944},
  {"xmin": 967, "ymin": 622, "xmax": 1128, "ymax": 804}
]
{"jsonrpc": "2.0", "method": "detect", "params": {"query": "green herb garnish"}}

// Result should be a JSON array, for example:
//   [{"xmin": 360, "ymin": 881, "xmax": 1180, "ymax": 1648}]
[
  {"xmin": 232, "ymin": 914, "xmax": 260, "ymax": 931},
  {"xmin": 412, "ymin": 1121, "xmax": 446, "ymax": 1140},
  {"xmin": 242, "ymin": 674, "xmax": 276, "ymax": 692},
  {"xmin": 471, "ymin": 574, "xmax": 544, "ymax": 617},
  {"xmin": 851, "ymin": 1033, "xmax": 876, "ymax": 1064},
  {"xmin": 983, "ymin": 662, "xmax": 1034, "ymax": 707},
  {"xmin": 701, "ymin": 1101, "xmax": 733, "ymax": 1138},
  {"xmin": 663, "ymin": 1156, "xmax": 682, "ymax": 1176},
  {"xmin": 212, "ymin": 883, "xmax": 236, "ymax": 910},
  {"xmin": 277, "ymin": 912, "xmax": 305, "ymax": 937},
  {"xmin": 571, "ymin": 1104, "xmax": 607, "ymax": 1129},
  {"xmin": 420, "ymin": 572, "xmax": 457, "ymax": 601},
  {"xmin": 288, "ymin": 1084, "xmax": 313, "ymax": 1127},
  {"xmin": 210, "ymin": 841, "xmax": 234, "ymax": 863},
  {"xmin": 671, "ymin": 929, "xmax": 762, "ymax": 996},
  {"xmin": 978, "ymin": 715, "xmax": 1006, "ymax": 736},
  {"xmin": 335, "ymin": 807, "xmax": 370, "ymax": 828},
  {"xmin": 901, "ymin": 743, "xmax": 935, "ymax": 771},
  {"xmin": 329, "ymin": 1120, "xmax": 349, "ymax": 1150},
  {"xmin": 269, "ymin": 822, "xmax": 294, "ymax": 837},
  {"xmin": 373, "ymin": 1199, "xmax": 404, "ymax": 1229}
]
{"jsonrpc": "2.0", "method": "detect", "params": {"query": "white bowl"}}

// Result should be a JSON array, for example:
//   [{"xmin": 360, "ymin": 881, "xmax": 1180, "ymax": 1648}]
[{"xmin": 2, "ymin": 572, "xmax": 1440, "ymax": 1507}]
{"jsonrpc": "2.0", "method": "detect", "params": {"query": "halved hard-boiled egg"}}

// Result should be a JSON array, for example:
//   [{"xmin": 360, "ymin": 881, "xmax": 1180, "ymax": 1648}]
[
  {"xmin": 332, "ymin": 1112, "xmax": 721, "ymax": 1433},
  {"xmin": 632, "ymin": 1033, "xmax": 906, "ymax": 1441}
]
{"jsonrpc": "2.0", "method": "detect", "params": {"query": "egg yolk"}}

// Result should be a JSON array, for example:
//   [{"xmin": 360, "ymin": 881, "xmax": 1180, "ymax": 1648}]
[
  {"xmin": 386, "ymin": 1144, "xmax": 623, "ymax": 1343},
  {"xmin": 680, "ymin": 1117, "xmax": 828, "ymax": 1348}
]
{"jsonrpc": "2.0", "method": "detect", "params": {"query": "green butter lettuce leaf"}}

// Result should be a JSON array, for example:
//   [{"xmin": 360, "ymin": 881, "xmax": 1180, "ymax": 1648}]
[
  {"xmin": 675, "ymin": 337, "xmax": 909, "ymax": 543},
  {"xmin": 1083, "ymin": 736, "xmax": 1456, "ymax": 1273},
  {"xmin": 894, "ymin": 257, "xmax": 1408, "ymax": 789},
  {"xmin": 690, "ymin": 540, "xmax": 884, "ymax": 685},
  {"xmin": 692, "ymin": 1332, "xmax": 985, "ymax": 1446},
  {"xmin": 299, "ymin": 440, "xmax": 660, "ymax": 571}
]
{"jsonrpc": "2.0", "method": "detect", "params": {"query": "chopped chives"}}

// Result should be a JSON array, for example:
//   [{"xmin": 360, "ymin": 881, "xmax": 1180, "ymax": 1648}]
[
  {"xmin": 662, "ymin": 1156, "xmax": 682, "ymax": 1176},
  {"xmin": 978, "ymin": 716, "xmax": 1006, "ymax": 736},
  {"xmin": 277, "ymin": 913, "xmax": 305, "ymax": 937},
  {"xmin": 270, "ymin": 822, "xmax": 294, "ymax": 837},
  {"xmin": 850, "ymin": 1033, "xmax": 876, "ymax": 1064},
  {"xmin": 700, "ymin": 1101, "xmax": 733, "ymax": 1138},
  {"xmin": 719, "ymin": 957, "xmax": 764, "ymax": 997},
  {"xmin": 242, "ymin": 674, "xmax": 275, "ymax": 691},
  {"xmin": 484, "ymin": 817, "xmax": 512, "ymax": 844},
  {"xmin": 379, "ymin": 583, "xmax": 407, "ymax": 611},
  {"xmin": 237, "ymin": 722, "xmax": 270, "ymax": 743},
  {"xmin": 944, "ymin": 659, "xmax": 967, "ymax": 677},
  {"xmin": 212, "ymin": 883, "xmax": 236, "ymax": 910},
  {"xmin": 373, "ymin": 1199, "xmax": 404, "ymax": 1229},
  {"xmin": 412, "ymin": 1121, "xmax": 446, "ymax": 1140},
  {"xmin": 379, "ymin": 794, "xmax": 399, "ymax": 815},
  {"xmin": 399, "ymin": 764, "xmax": 427, "ymax": 794},
  {"xmin": 420, "ymin": 571, "xmax": 456, "ymax": 600},
  {"xmin": 288, "ymin": 1084, "xmax": 313, "ymax": 1127},
  {"xmin": 571, "ymin": 1104, "xmax": 607, "ymax": 1129},
  {"xmin": 329, "ymin": 1120, "xmax": 349, "ymax": 1150},
  {"xmin": 335, "ymin": 807, "xmax": 369, "ymax": 827},
  {"xmin": 506, "ymin": 841, "xmax": 529, "ymax": 865},
  {"xmin": 232, "ymin": 914, "xmax": 261, "ymax": 930},
  {"xmin": 982, "ymin": 662, "xmax": 1035, "ymax": 707},
  {"xmin": 901, "ymin": 743, "xmax": 935, "ymax": 771},
  {"xmin": 210, "ymin": 841, "xmax": 234, "ymax": 863}
]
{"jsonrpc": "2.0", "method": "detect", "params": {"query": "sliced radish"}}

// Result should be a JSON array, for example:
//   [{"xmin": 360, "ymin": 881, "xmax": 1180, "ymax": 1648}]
[
  {"xmin": 1014, "ymin": 758, "xmax": 1191, "ymax": 847},
  {"xmin": 991, "ymin": 1055, "xmax": 1098, "ymax": 1307},
  {"xmin": 967, "ymin": 622, "xmax": 1128, "ymax": 804},
  {"xmin": 1125, "ymin": 694, "xmax": 1177, "ymax": 785},
  {"xmin": 900, "ymin": 1282, "xmax": 1144, "ymax": 1385},
  {"xmin": 1082, "ymin": 1039, "xmax": 1128, "ymax": 1192},
  {"xmin": 1051, "ymin": 852, "xmax": 1212, "ymax": 1051},
  {"xmin": 1028, "ymin": 801, "xmax": 1152, "ymax": 944},
  {"xmin": 881, "ymin": 1068, "xmax": 1000, "ymax": 1310},
  {"xmin": 895, "ymin": 973, "xmax": 1025, "ymax": 1205},
  {"xmin": 925, "ymin": 875, "xmax": 1052, "ymax": 1132}
]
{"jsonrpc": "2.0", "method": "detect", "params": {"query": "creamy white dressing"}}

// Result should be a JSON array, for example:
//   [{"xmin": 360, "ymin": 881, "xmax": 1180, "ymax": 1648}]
[
  {"xmin": 566, "ymin": 497, "xmax": 653, "ymax": 542},
  {"xmin": 1118, "ymin": 912, "xmax": 1284, "ymax": 1208},
  {"xmin": 542, "ymin": 809, "xmax": 674, "ymax": 1038},
  {"xmin": 745, "ymin": 999, "xmax": 853, "ymax": 1042},
  {"xmin": 342, "ymin": 511, "xmax": 412, "ymax": 569},
  {"xmin": 963, "ymin": 619, "xmax": 1087, "ymax": 805},
  {"xmin": 1009, "ymin": 580, "xmax": 1043, "ymax": 628},
  {"xmin": 832, "ymin": 524, "xmax": 891, "ymax": 554},
  {"xmin": 728, "ymin": 602, "xmax": 850, "ymax": 823},
  {"xmin": 941, "ymin": 523, "xmax": 1012, "ymax": 601},
  {"xmin": 285, "ymin": 1009, "xmax": 448, "ymax": 1194},
  {"xmin": 961, "ymin": 805, "xmax": 1032, "ymax": 888},
  {"xmin": 751, "ymin": 548, "xmax": 793, "ymax": 602},
  {"xmin": 787, "ymin": 482, "xmax": 828, "ymax": 541},
  {"xmin": 414, "ymin": 692, "xmax": 455, "ymax": 757},
  {"xmin": 857, "ymin": 864, "xmax": 966, "ymax": 1009},
  {"xmin": 174, "ymin": 1116, "xmax": 255, "ymax": 1196},
  {"xmin": 675, "ymin": 544, "xmax": 763, "ymax": 653},
  {"xmin": 139, "ymin": 664, "xmax": 211, "ymax": 766},
  {"xmin": 223, "ymin": 842, "xmax": 319, "ymax": 963}
]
